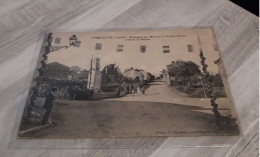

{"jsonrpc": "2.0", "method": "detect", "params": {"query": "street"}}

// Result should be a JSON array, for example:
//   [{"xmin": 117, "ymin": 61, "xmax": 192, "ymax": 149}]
[
  {"xmin": 20, "ymin": 80, "xmax": 239, "ymax": 138},
  {"xmin": 106, "ymin": 80, "xmax": 234, "ymax": 116}
]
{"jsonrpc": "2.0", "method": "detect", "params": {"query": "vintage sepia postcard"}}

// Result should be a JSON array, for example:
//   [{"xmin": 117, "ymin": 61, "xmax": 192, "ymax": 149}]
[{"xmin": 18, "ymin": 28, "xmax": 240, "ymax": 138}]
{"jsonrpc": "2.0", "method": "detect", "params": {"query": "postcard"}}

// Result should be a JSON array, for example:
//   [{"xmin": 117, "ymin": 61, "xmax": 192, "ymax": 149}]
[{"xmin": 18, "ymin": 28, "xmax": 240, "ymax": 138}]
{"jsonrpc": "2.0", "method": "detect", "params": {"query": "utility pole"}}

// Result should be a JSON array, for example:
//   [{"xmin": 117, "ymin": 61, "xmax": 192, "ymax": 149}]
[{"xmin": 88, "ymin": 57, "xmax": 93, "ymax": 90}]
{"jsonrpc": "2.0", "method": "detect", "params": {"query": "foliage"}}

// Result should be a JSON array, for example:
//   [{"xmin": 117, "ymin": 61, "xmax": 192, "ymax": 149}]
[
  {"xmin": 79, "ymin": 69, "xmax": 89, "ymax": 81},
  {"xmin": 167, "ymin": 60, "xmax": 201, "ymax": 77},
  {"xmin": 69, "ymin": 66, "xmax": 81, "ymax": 79},
  {"xmin": 166, "ymin": 60, "xmax": 201, "ymax": 86}
]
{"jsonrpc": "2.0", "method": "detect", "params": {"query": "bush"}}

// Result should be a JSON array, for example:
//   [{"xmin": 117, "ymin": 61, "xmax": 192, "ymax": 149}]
[
  {"xmin": 191, "ymin": 89, "xmax": 206, "ymax": 97},
  {"xmin": 175, "ymin": 85, "xmax": 227, "ymax": 98},
  {"xmin": 212, "ymin": 87, "xmax": 227, "ymax": 97}
]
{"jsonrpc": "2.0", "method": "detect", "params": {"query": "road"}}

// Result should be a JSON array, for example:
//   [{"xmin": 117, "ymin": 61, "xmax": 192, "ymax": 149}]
[
  {"xmin": 106, "ymin": 80, "xmax": 233, "ymax": 116},
  {"xmin": 19, "ymin": 80, "xmax": 239, "ymax": 138},
  {"xmin": 19, "ymin": 99, "xmax": 239, "ymax": 138}
]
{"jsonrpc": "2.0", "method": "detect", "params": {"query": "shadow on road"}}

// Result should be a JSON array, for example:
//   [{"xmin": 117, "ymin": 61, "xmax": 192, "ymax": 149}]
[{"xmin": 19, "ymin": 100, "xmax": 240, "ymax": 138}]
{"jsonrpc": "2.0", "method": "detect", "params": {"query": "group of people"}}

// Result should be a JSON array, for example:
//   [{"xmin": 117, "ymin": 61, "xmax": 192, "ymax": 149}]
[
  {"xmin": 116, "ymin": 84, "xmax": 146, "ymax": 97},
  {"xmin": 126, "ymin": 85, "xmax": 145, "ymax": 96}
]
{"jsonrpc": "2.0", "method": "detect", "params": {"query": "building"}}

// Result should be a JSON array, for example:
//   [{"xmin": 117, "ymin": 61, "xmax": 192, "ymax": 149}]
[
  {"xmin": 87, "ymin": 57, "xmax": 102, "ymax": 93},
  {"xmin": 123, "ymin": 68, "xmax": 145, "ymax": 85}
]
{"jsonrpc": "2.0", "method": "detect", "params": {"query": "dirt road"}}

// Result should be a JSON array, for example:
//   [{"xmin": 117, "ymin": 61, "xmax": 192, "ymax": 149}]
[
  {"xmin": 20, "ymin": 80, "xmax": 238, "ymax": 138},
  {"xmin": 21, "ymin": 100, "xmax": 238, "ymax": 138},
  {"xmin": 106, "ymin": 80, "xmax": 233, "ymax": 116}
]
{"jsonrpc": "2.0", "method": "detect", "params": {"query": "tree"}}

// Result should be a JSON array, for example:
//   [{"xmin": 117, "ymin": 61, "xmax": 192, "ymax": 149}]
[
  {"xmin": 79, "ymin": 69, "xmax": 88, "ymax": 81},
  {"xmin": 167, "ymin": 60, "xmax": 201, "ymax": 86},
  {"xmin": 69, "ymin": 66, "xmax": 81, "ymax": 80},
  {"xmin": 147, "ymin": 72, "xmax": 155, "ymax": 80}
]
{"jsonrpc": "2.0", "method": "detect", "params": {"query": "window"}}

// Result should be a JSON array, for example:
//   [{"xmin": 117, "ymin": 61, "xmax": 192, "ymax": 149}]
[
  {"xmin": 117, "ymin": 45, "xmax": 124, "ymax": 52},
  {"xmin": 187, "ymin": 45, "xmax": 194, "ymax": 52},
  {"xmin": 54, "ymin": 37, "xmax": 61, "ymax": 44},
  {"xmin": 140, "ymin": 45, "xmax": 146, "ymax": 53},
  {"xmin": 95, "ymin": 43, "xmax": 102, "ymax": 50},
  {"xmin": 163, "ymin": 45, "xmax": 170, "ymax": 53}
]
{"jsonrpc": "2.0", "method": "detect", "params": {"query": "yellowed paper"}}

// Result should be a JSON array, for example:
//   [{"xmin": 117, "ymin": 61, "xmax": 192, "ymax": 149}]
[{"xmin": 18, "ymin": 28, "xmax": 240, "ymax": 138}]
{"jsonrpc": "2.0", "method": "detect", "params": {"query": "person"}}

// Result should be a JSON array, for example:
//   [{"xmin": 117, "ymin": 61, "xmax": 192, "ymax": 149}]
[
  {"xmin": 126, "ymin": 85, "xmax": 130, "ymax": 94},
  {"xmin": 68, "ymin": 86, "xmax": 73, "ymax": 100},
  {"xmin": 137, "ymin": 86, "xmax": 141, "ymax": 94},
  {"xmin": 141, "ymin": 87, "xmax": 145, "ymax": 94},
  {"xmin": 134, "ymin": 87, "xmax": 137, "ymax": 95},
  {"xmin": 131, "ymin": 86, "xmax": 135, "ymax": 97},
  {"xmin": 117, "ymin": 87, "xmax": 121, "ymax": 97},
  {"xmin": 42, "ymin": 88, "xmax": 57, "ymax": 125},
  {"xmin": 89, "ymin": 87, "xmax": 94, "ymax": 100}
]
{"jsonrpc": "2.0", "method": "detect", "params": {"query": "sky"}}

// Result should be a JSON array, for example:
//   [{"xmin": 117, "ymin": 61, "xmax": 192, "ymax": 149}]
[{"xmin": 47, "ymin": 29, "xmax": 220, "ymax": 77}]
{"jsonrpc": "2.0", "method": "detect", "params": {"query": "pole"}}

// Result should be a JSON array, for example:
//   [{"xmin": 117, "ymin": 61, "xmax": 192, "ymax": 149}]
[
  {"xmin": 199, "ymin": 77, "xmax": 207, "ymax": 98},
  {"xmin": 88, "ymin": 56, "xmax": 94, "ymax": 99},
  {"xmin": 88, "ymin": 57, "xmax": 93, "ymax": 90}
]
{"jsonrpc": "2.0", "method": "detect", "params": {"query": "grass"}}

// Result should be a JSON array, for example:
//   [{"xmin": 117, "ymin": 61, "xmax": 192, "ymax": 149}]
[{"xmin": 175, "ymin": 86, "xmax": 227, "ymax": 98}]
